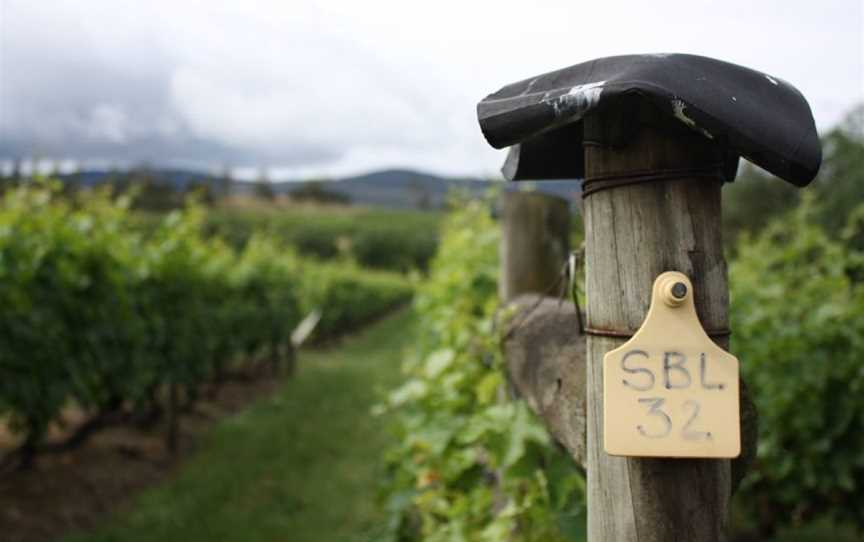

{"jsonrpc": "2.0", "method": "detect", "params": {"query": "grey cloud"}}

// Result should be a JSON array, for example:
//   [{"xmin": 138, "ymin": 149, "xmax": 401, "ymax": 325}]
[
  {"xmin": 0, "ymin": 7, "xmax": 343, "ymax": 168},
  {"xmin": 0, "ymin": 0, "xmax": 859, "ymax": 178}
]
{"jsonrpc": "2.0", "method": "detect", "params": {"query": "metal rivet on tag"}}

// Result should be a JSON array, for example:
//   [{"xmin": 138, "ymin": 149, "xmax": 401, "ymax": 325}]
[{"xmin": 661, "ymin": 275, "xmax": 688, "ymax": 307}]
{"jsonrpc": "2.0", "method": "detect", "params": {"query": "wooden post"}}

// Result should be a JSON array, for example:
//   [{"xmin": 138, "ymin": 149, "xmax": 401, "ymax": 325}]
[
  {"xmin": 502, "ymin": 295, "xmax": 587, "ymax": 464},
  {"xmin": 583, "ymin": 106, "xmax": 732, "ymax": 541},
  {"xmin": 499, "ymin": 191, "xmax": 570, "ymax": 301}
]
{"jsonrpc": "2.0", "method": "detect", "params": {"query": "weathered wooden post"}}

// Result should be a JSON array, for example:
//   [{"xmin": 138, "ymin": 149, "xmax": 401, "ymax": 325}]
[
  {"xmin": 499, "ymin": 190, "xmax": 569, "ymax": 302},
  {"xmin": 581, "ymin": 102, "xmax": 733, "ymax": 541},
  {"xmin": 478, "ymin": 54, "xmax": 822, "ymax": 540}
]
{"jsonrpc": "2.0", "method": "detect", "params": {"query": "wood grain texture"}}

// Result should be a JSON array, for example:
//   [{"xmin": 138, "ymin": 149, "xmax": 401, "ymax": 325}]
[
  {"xmin": 499, "ymin": 191, "xmax": 569, "ymax": 301},
  {"xmin": 502, "ymin": 295, "xmax": 587, "ymax": 465},
  {"xmin": 583, "ymin": 110, "xmax": 735, "ymax": 542}
]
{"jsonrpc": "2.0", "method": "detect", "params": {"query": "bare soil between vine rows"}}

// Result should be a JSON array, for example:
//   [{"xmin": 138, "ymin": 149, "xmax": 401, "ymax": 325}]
[{"xmin": 0, "ymin": 370, "xmax": 285, "ymax": 542}]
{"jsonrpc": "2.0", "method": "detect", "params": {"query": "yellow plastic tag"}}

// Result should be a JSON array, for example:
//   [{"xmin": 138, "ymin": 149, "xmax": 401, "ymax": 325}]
[{"xmin": 603, "ymin": 271, "xmax": 740, "ymax": 458}]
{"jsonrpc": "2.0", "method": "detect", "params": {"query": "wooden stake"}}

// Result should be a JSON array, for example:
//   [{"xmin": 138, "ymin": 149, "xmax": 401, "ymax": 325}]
[
  {"xmin": 583, "ymin": 107, "xmax": 732, "ymax": 541},
  {"xmin": 499, "ymin": 191, "xmax": 570, "ymax": 302}
]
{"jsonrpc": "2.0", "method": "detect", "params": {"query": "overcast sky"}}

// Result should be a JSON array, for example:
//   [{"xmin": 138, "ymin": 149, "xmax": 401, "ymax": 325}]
[{"xmin": 0, "ymin": 0, "xmax": 861, "ymax": 179}]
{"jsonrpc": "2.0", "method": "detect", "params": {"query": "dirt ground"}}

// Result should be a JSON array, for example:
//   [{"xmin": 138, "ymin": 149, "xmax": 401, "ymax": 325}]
[{"xmin": 0, "ymin": 371, "xmax": 285, "ymax": 542}]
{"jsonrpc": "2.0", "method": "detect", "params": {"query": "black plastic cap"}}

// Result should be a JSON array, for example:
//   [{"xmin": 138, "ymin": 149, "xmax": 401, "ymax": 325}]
[{"xmin": 477, "ymin": 54, "xmax": 822, "ymax": 186}]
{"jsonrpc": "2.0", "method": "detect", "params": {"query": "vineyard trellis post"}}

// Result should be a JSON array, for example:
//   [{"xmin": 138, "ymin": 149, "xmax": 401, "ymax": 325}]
[
  {"xmin": 499, "ymin": 190, "xmax": 569, "ymax": 302},
  {"xmin": 580, "ymin": 101, "xmax": 732, "ymax": 541},
  {"xmin": 478, "ymin": 54, "xmax": 822, "ymax": 541}
]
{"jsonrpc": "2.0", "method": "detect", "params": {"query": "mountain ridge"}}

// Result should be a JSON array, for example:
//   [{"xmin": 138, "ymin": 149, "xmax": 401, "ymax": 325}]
[{"xmin": 56, "ymin": 167, "xmax": 582, "ymax": 209}]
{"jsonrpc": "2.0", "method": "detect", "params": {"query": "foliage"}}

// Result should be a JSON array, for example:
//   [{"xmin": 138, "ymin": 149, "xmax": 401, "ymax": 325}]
[
  {"xmin": 252, "ymin": 178, "xmax": 276, "ymax": 201},
  {"xmin": 56, "ymin": 168, "xmax": 218, "ymax": 211},
  {"xmin": 730, "ymin": 195, "xmax": 864, "ymax": 533},
  {"xmin": 381, "ymin": 198, "xmax": 584, "ymax": 541},
  {"xmin": 0, "ymin": 180, "xmax": 412, "ymax": 453},
  {"xmin": 204, "ymin": 207, "xmax": 441, "ymax": 272},
  {"xmin": 722, "ymin": 163, "xmax": 801, "ymax": 247},
  {"xmin": 290, "ymin": 180, "xmax": 351, "ymax": 205},
  {"xmin": 723, "ymin": 104, "xmax": 864, "ymax": 247},
  {"xmin": 0, "ymin": 184, "xmax": 148, "ymax": 443},
  {"xmin": 297, "ymin": 259, "xmax": 414, "ymax": 342},
  {"xmin": 810, "ymin": 105, "xmax": 864, "ymax": 239}
]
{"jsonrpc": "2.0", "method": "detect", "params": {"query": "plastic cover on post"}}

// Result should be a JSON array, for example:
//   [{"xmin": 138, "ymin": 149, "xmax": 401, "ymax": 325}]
[{"xmin": 477, "ymin": 54, "xmax": 822, "ymax": 186}]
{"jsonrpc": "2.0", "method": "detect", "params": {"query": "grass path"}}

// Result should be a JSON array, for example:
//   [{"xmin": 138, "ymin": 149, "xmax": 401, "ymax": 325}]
[{"xmin": 64, "ymin": 309, "xmax": 416, "ymax": 542}]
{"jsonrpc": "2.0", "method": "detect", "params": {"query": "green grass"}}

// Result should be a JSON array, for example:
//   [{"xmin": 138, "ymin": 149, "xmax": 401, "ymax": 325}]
[{"xmin": 64, "ymin": 309, "xmax": 416, "ymax": 542}]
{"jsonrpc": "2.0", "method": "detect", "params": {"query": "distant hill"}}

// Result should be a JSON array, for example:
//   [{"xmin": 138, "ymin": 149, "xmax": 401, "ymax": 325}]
[
  {"xmin": 63, "ymin": 168, "xmax": 210, "ymax": 190},
  {"xmin": 271, "ymin": 169, "xmax": 582, "ymax": 209},
  {"xmin": 58, "ymin": 167, "xmax": 582, "ymax": 209}
]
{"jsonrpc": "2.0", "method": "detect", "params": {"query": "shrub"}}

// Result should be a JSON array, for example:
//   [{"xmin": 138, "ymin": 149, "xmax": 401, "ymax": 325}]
[
  {"xmin": 0, "ymin": 181, "xmax": 412, "ymax": 458},
  {"xmin": 204, "ymin": 208, "xmax": 440, "ymax": 272},
  {"xmin": 381, "ymin": 198, "xmax": 584, "ymax": 541},
  {"xmin": 297, "ymin": 260, "xmax": 414, "ymax": 342},
  {"xmin": 731, "ymin": 196, "xmax": 864, "ymax": 534}
]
